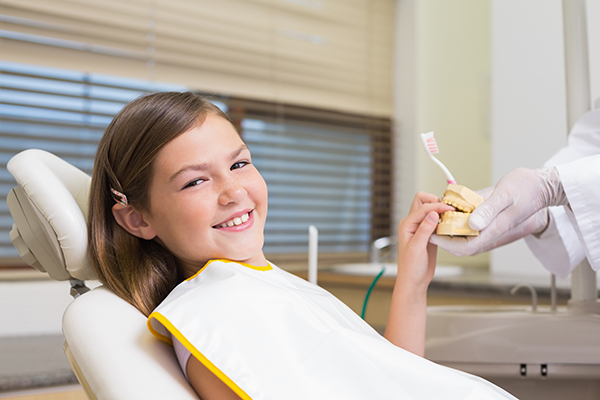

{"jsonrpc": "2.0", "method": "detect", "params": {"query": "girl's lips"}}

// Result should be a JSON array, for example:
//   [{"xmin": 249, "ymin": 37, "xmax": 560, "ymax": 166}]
[{"xmin": 213, "ymin": 210, "xmax": 253, "ymax": 230}]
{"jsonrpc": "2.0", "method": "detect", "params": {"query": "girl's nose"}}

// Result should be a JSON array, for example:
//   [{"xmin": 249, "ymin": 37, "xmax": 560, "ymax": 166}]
[{"xmin": 218, "ymin": 176, "xmax": 246, "ymax": 205}]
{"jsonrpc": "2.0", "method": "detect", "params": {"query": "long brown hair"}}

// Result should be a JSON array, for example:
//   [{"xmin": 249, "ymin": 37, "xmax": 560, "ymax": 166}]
[{"xmin": 89, "ymin": 92, "xmax": 230, "ymax": 316}]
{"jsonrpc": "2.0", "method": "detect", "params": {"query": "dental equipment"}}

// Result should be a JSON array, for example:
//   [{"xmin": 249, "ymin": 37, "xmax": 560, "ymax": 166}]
[
  {"xmin": 420, "ymin": 132, "xmax": 483, "ymax": 237},
  {"xmin": 360, "ymin": 237, "xmax": 392, "ymax": 319}
]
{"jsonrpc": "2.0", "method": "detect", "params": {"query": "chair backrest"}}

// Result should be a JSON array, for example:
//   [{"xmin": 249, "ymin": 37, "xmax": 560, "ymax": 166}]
[
  {"xmin": 7, "ymin": 149, "xmax": 93, "ymax": 281},
  {"xmin": 7, "ymin": 149, "xmax": 198, "ymax": 400}
]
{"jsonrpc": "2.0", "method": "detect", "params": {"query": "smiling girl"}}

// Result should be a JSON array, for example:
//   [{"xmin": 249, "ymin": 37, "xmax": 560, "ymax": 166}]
[{"xmin": 88, "ymin": 92, "xmax": 516, "ymax": 399}]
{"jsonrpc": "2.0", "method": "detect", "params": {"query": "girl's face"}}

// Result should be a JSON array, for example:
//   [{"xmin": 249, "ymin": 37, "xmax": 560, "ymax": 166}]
[{"xmin": 141, "ymin": 114, "xmax": 268, "ymax": 276}]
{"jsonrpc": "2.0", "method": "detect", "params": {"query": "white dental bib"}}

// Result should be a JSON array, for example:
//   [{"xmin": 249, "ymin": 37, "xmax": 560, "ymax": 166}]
[{"xmin": 148, "ymin": 260, "xmax": 515, "ymax": 400}]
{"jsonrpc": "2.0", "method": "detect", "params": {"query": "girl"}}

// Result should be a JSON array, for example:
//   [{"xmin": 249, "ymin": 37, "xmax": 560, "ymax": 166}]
[{"xmin": 89, "ymin": 92, "xmax": 516, "ymax": 399}]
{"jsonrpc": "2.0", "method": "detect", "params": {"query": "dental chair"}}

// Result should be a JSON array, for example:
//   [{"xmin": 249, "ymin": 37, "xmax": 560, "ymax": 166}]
[{"xmin": 7, "ymin": 149, "xmax": 198, "ymax": 399}]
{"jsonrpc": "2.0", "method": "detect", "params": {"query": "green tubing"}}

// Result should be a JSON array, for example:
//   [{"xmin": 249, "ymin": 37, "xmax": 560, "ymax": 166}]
[{"xmin": 360, "ymin": 265, "xmax": 386, "ymax": 319}]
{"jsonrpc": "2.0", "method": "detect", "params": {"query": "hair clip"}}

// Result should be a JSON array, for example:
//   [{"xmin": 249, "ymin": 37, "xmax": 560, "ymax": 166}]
[{"xmin": 110, "ymin": 188, "xmax": 128, "ymax": 207}]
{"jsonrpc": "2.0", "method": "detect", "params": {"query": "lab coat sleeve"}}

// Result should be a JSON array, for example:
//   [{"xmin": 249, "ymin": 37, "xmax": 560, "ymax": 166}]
[
  {"xmin": 524, "ymin": 206, "xmax": 585, "ymax": 278},
  {"xmin": 524, "ymin": 108, "xmax": 600, "ymax": 276},
  {"xmin": 555, "ymin": 154, "xmax": 600, "ymax": 273}
]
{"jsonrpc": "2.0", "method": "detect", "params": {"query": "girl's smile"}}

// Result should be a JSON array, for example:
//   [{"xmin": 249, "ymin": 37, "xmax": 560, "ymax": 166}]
[{"xmin": 213, "ymin": 209, "xmax": 253, "ymax": 230}]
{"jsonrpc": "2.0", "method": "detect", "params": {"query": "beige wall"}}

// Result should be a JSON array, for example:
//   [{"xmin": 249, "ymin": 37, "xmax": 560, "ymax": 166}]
[{"xmin": 394, "ymin": 0, "xmax": 491, "ymax": 268}]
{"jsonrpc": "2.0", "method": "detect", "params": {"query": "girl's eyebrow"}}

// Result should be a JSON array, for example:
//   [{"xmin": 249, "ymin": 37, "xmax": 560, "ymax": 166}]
[{"xmin": 168, "ymin": 144, "xmax": 249, "ymax": 182}]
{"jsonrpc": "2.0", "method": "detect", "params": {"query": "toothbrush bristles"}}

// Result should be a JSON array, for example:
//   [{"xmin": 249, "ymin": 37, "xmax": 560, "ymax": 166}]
[{"xmin": 426, "ymin": 138, "xmax": 439, "ymax": 154}]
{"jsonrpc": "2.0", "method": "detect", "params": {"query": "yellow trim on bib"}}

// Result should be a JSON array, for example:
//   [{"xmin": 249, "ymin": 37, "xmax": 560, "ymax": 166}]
[
  {"xmin": 149, "ymin": 312, "xmax": 252, "ymax": 400},
  {"xmin": 147, "ymin": 313, "xmax": 173, "ymax": 345},
  {"xmin": 186, "ymin": 259, "xmax": 273, "ymax": 281}
]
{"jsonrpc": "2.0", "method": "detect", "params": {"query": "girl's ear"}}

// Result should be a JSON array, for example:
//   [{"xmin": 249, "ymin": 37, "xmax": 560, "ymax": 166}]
[{"xmin": 112, "ymin": 203, "xmax": 157, "ymax": 240}]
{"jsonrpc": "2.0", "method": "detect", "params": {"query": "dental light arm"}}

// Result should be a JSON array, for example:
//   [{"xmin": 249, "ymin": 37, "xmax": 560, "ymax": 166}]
[{"xmin": 431, "ymin": 167, "xmax": 566, "ymax": 256}]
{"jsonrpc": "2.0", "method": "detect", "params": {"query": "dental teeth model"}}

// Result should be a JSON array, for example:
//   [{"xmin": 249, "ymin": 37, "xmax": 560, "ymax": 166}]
[
  {"xmin": 437, "ymin": 184, "xmax": 485, "ymax": 237},
  {"xmin": 419, "ymin": 131, "xmax": 486, "ymax": 236}
]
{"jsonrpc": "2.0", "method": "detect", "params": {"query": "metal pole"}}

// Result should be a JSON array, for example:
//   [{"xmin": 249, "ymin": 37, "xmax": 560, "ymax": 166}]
[
  {"xmin": 562, "ymin": 0, "xmax": 591, "ymax": 127},
  {"xmin": 308, "ymin": 225, "xmax": 318, "ymax": 285}
]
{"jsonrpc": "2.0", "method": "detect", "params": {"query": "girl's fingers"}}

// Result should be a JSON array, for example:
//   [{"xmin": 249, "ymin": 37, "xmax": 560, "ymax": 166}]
[
  {"xmin": 410, "ymin": 211, "xmax": 440, "ymax": 248},
  {"xmin": 409, "ymin": 192, "xmax": 443, "ymax": 213},
  {"xmin": 401, "ymin": 202, "xmax": 453, "ymax": 235}
]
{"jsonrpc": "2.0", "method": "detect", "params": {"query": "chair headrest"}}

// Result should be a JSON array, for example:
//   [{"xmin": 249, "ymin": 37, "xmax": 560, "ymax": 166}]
[{"xmin": 7, "ymin": 149, "xmax": 94, "ymax": 281}]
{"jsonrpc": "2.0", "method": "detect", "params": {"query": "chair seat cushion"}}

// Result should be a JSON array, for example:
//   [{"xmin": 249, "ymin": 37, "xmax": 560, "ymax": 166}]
[{"xmin": 63, "ymin": 286, "xmax": 197, "ymax": 400}]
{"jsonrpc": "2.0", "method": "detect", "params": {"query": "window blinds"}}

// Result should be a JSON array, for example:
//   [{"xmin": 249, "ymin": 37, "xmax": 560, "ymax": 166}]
[
  {"xmin": 0, "ymin": 62, "xmax": 391, "ymax": 266},
  {"xmin": 0, "ymin": 62, "xmax": 184, "ymax": 262},
  {"xmin": 0, "ymin": 0, "xmax": 394, "ymax": 116},
  {"xmin": 0, "ymin": 0, "xmax": 393, "ymax": 267},
  {"xmin": 228, "ymin": 98, "xmax": 391, "ymax": 265}
]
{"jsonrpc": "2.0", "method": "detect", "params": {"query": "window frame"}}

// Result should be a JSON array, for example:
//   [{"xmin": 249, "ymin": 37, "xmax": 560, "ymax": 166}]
[{"xmin": 0, "ymin": 63, "xmax": 391, "ymax": 272}]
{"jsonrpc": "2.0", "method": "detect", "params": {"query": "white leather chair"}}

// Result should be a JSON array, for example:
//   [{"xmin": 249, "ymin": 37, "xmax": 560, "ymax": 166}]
[{"xmin": 7, "ymin": 149, "xmax": 198, "ymax": 399}]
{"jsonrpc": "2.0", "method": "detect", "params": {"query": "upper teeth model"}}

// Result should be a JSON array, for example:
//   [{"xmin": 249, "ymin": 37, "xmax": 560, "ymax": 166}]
[
  {"xmin": 437, "ymin": 184, "xmax": 485, "ymax": 237},
  {"xmin": 217, "ymin": 212, "xmax": 249, "ymax": 228}
]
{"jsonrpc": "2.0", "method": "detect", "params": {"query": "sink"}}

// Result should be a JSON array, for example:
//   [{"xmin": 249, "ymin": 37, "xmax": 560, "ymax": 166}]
[
  {"xmin": 425, "ymin": 305, "xmax": 600, "ymax": 399},
  {"xmin": 330, "ymin": 263, "xmax": 463, "ymax": 278}
]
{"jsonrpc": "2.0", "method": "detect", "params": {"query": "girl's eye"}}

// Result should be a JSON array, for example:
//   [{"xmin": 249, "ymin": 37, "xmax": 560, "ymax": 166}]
[
  {"xmin": 231, "ymin": 161, "xmax": 249, "ymax": 170},
  {"xmin": 183, "ymin": 178, "xmax": 205, "ymax": 189}
]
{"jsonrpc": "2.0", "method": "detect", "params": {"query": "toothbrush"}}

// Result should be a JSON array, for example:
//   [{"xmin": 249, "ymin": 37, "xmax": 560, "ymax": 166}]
[{"xmin": 420, "ymin": 131, "xmax": 457, "ymax": 184}]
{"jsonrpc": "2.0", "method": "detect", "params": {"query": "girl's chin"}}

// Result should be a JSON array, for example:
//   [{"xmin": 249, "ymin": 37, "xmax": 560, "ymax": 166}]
[
  {"xmin": 237, "ymin": 251, "xmax": 267, "ymax": 266},
  {"xmin": 177, "ymin": 243, "xmax": 266, "ymax": 270}
]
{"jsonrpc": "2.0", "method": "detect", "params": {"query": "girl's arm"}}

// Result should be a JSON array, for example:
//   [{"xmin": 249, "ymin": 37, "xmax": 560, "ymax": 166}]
[
  {"xmin": 187, "ymin": 356, "xmax": 242, "ymax": 400},
  {"xmin": 384, "ymin": 192, "xmax": 453, "ymax": 357}
]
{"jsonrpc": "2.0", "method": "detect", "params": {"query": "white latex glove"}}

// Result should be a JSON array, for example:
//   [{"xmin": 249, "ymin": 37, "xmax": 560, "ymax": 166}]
[{"xmin": 430, "ymin": 167, "xmax": 567, "ymax": 256}]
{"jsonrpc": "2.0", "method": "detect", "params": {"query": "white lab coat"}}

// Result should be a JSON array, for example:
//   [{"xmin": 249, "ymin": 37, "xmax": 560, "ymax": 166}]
[{"xmin": 525, "ymin": 107, "xmax": 600, "ymax": 277}]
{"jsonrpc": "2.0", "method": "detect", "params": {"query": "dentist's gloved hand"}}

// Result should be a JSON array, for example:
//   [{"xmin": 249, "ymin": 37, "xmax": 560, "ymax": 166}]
[{"xmin": 430, "ymin": 167, "xmax": 568, "ymax": 256}]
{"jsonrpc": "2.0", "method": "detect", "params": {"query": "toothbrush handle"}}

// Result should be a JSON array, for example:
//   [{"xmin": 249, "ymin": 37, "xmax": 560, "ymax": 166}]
[{"xmin": 429, "ymin": 155, "xmax": 456, "ymax": 184}]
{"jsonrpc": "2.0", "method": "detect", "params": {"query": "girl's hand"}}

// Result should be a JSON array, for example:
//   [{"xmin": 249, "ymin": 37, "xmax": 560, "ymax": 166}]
[
  {"xmin": 385, "ymin": 192, "xmax": 453, "ymax": 356},
  {"xmin": 397, "ymin": 192, "xmax": 454, "ymax": 290}
]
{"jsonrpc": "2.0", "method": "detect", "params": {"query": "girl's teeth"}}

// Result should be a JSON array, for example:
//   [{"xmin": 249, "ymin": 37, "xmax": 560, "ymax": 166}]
[{"xmin": 219, "ymin": 213, "xmax": 249, "ymax": 228}]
